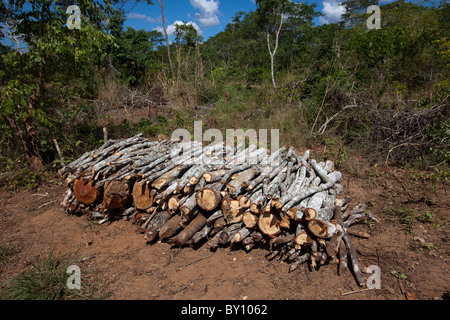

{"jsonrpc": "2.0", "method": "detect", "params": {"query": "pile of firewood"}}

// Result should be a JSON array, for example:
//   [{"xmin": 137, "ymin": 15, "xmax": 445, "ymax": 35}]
[{"xmin": 59, "ymin": 134, "xmax": 376, "ymax": 286}]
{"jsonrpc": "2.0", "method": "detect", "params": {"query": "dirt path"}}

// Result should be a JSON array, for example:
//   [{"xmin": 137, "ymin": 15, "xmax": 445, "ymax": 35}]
[{"xmin": 0, "ymin": 160, "xmax": 448, "ymax": 300}]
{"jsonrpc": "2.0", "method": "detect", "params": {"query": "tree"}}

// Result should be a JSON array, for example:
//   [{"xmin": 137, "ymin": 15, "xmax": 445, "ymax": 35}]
[
  {"xmin": 341, "ymin": 0, "xmax": 380, "ymax": 26},
  {"xmin": 110, "ymin": 26, "xmax": 163, "ymax": 85},
  {"xmin": 158, "ymin": 0, "xmax": 174, "ymax": 75},
  {"xmin": 174, "ymin": 23, "xmax": 201, "ymax": 49},
  {"xmin": 256, "ymin": 0, "xmax": 319, "ymax": 90},
  {"xmin": 0, "ymin": 0, "xmax": 113, "ymax": 170}
]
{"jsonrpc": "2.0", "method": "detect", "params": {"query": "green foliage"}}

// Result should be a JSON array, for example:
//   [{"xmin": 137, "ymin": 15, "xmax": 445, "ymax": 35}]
[
  {"xmin": 110, "ymin": 26, "xmax": 164, "ymax": 85},
  {"xmin": 174, "ymin": 23, "xmax": 201, "ymax": 48},
  {"xmin": 1, "ymin": 161, "xmax": 40, "ymax": 190},
  {"xmin": 387, "ymin": 206, "xmax": 444, "ymax": 235},
  {"xmin": 323, "ymin": 138, "xmax": 348, "ymax": 168},
  {"xmin": 0, "ymin": 250, "xmax": 109, "ymax": 300},
  {"xmin": 417, "ymin": 211, "xmax": 440, "ymax": 230},
  {"xmin": 0, "ymin": 0, "xmax": 448, "ymax": 172},
  {"xmin": 390, "ymin": 269, "xmax": 407, "ymax": 280},
  {"xmin": 422, "ymin": 119, "xmax": 450, "ymax": 165},
  {"xmin": 1, "ymin": 250, "xmax": 71, "ymax": 300}
]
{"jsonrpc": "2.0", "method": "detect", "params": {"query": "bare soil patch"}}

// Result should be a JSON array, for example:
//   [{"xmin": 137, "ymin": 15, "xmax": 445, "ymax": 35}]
[{"xmin": 0, "ymin": 156, "xmax": 448, "ymax": 300}]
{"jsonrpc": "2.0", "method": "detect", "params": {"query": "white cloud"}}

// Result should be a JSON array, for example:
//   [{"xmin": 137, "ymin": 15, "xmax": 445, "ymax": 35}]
[
  {"xmin": 189, "ymin": 0, "xmax": 221, "ymax": 28},
  {"xmin": 154, "ymin": 21, "xmax": 202, "ymax": 37},
  {"xmin": 128, "ymin": 12, "xmax": 158, "ymax": 23},
  {"xmin": 319, "ymin": 1, "xmax": 345, "ymax": 24}
]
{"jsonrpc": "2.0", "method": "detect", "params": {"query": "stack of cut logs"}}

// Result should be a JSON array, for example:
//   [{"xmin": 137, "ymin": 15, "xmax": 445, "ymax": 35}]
[{"xmin": 59, "ymin": 134, "xmax": 376, "ymax": 286}]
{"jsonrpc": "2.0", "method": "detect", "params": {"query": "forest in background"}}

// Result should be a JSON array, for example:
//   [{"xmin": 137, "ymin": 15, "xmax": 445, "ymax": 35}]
[{"xmin": 0, "ymin": 0, "xmax": 448, "ymax": 187}]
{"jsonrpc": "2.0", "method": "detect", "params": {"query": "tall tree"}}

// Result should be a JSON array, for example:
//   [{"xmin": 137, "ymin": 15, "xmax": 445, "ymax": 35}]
[
  {"xmin": 256, "ymin": 0, "xmax": 319, "ymax": 90},
  {"xmin": 0, "ymin": 0, "xmax": 112, "ymax": 169},
  {"xmin": 158, "ymin": 0, "xmax": 174, "ymax": 75}
]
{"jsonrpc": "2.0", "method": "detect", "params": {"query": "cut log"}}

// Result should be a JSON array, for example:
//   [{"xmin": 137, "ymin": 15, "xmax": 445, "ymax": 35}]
[
  {"xmin": 61, "ymin": 189, "xmax": 73, "ymax": 209},
  {"xmin": 338, "ymin": 240, "xmax": 348, "ymax": 275},
  {"xmin": 211, "ymin": 216, "xmax": 227, "ymax": 235},
  {"xmin": 167, "ymin": 195, "xmax": 182, "ymax": 214},
  {"xmin": 206, "ymin": 210, "xmax": 223, "ymax": 223},
  {"xmin": 73, "ymin": 178, "xmax": 100, "ymax": 205},
  {"xmin": 196, "ymin": 182, "xmax": 223, "ymax": 211},
  {"xmin": 308, "ymin": 219, "xmax": 337, "ymax": 239},
  {"xmin": 132, "ymin": 181, "xmax": 154, "ymax": 211},
  {"xmin": 238, "ymin": 195, "xmax": 251, "ymax": 209},
  {"xmin": 343, "ymin": 232, "xmax": 365, "ymax": 287},
  {"xmin": 203, "ymin": 169, "xmax": 227, "ymax": 183},
  {"xmin": 207, "ymin": 223, "xmax": 241, "ymax": 249},
  {"xmin": 169, "ymin": 211, "xmax": 208, "ymax": 246},
  {"xmin": 294, "ymin": 231, "xmax": 313, "ymax": 248},
  {"xmin": 144, "ymin": 211, "xmax": 171, "ymax": 242},
  {"xmin": 304, "ymin": 191, "xmax": 327, "ymax": 221},
  {"xmin": 186, "ymin": 222, "xmax": 213, "ymax": 245},
  {"xmin": 270, "ymin": 233, "xmax": 295, "ymax": 246},
  {"xmin": 347, "ymin": 230, "xmax": 370, "ymax": 239},
  {"xmin": 151, "ymin": 165, "xmax": 184, "ymax": 190},
  {"xmin": 222, "ymin": 196, "xmax": 245, "ymax": 224},
  {"xmin": 279, "ymin": 214, "xmax": 291, "ymax": 229},
  {"xmin": 67, "ymin": 199, "xmax": 80, "ymax": 215},
  {"xmin": 281, "ymin": 172, "xmax": 341, "ymax": 213},
  {"xmin": 243, "ymin": 211, "xmax": 258, "ymax": 229},
  {"xmin": 179, "ymin": 193, "xmax": 198, "ymax": 221},
  {"xmin": 218, "ymin": 223, "xmax": 243, "ymax": 245},
  {"xmin": 231, "ymin": 227, "xmax": 251, "ymax": 244},
  {"xmin": 258, "ymin": 211, "xmax": 281, "ymax": 237},
  {"xmin": 102, "ymin": 179, "xmax": 132, "ymax": 210},
  {"xmin": 159, "ymin": 214, "xmax": 183, "ymax": 239},
  {"xmin": 226, "ymin": 167, "xmax": 259, "ymax": 197}
]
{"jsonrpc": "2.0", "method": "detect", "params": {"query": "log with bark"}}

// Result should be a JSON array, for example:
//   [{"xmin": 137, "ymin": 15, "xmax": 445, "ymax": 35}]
[{"xmin": 59, "ymin": 135, "xmax": 375, "ymax": 286}]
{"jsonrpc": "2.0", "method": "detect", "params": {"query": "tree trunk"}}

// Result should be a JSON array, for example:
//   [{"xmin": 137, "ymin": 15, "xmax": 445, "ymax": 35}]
[
  {"xmin": 158, "ymin": 0, "xmax": 174, "ymax": 75},
  {"xmin": 266, "ymin": 13, "xmax": 284, "ymax": 91}
]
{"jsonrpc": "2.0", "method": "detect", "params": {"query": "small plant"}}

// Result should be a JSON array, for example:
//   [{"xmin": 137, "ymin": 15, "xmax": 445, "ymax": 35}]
[
  {"xmin": 394, "ymin": 208, "xmax": 417, "ymax": 235},
  {"xmin": 411, "ymin": 242, "xmax": 439, "ymax": 256},
  {"xmin": 411, "ymin": 236, "xmax": 439, "ymax": 256},
  {"xmin": 1, "ymin": 250, "xmax": 71, "ymax": 300},
  {"xmin": 421, "ymin": 242, "xmax": 438, "ymax": 255},
  {"xmin": 323, "ymin": 138, "xmax": 347, "ymax": 168},
  {"xmin": 81, "ymin": 218, "xmax": 99, "ymax": 231},
  {"xmin": 391, "ymin": 270, "xmax": 407, "ymax": 280},
  {"xmin": 4, "ymin": 167, "xmax": 40, "ymax": 191},
  {"xmin": 417, "ymin": 211, "xmax": 440, "ymax": 229},
  {"xmin": 387, "ymin": 207, "xmax": 439, "ymax": 235},
  {"xmin": 1, "ymin": 250, "xmax": 109, "ymax": 300}
]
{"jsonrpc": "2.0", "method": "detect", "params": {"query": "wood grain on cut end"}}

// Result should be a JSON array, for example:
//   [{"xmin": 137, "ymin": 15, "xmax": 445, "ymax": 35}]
[
  {"xmin": 167, "ymin": 195, "xmax": 180, "ymax": 214},
  {"xmin": 196, "ymin": 182, "xmax": 223, "ymax": 211},
  {"xmin": 304, "ymin": 208, "xmax": 317, "ymax": 221},
  {"xmin": 222, "ymin": 196, "xmax": 244, "ymax": 224},
  {"xmin": 132, "ymin": 181, "xmax": 154, "ymax": 211},
  {"xmin": 243, "ymin": 211, "xmax": 258, "ymax": 229},
  {"xmin": 73, "ymin": 178, "xmax": 99, "ymax": 205},
  {"xmin": 258, "ymin": 212, "xmax": 281, "ymax": 237},
  {"xmin": 294, "ymin": 231, "xmax": 312, "ymax": 247},
  {"xmin": 308, "ymin": 219, "xmax": 328, "ymax": 239},
  {"xmin": 102, "ymin": 180, "xmax": 132, "ymax": 210}
]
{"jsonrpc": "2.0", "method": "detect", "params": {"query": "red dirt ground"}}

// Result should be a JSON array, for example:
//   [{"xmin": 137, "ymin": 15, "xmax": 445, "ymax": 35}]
[{"xmin": 0, "ymin": 155, "xmax": 448, "ymax": 300}]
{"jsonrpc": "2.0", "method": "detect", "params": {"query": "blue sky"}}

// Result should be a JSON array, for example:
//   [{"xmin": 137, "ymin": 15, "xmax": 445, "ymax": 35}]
[{"xmin": 123, "ymin": 0, "xmax": 353, "ymax": 41}]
